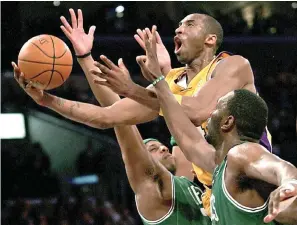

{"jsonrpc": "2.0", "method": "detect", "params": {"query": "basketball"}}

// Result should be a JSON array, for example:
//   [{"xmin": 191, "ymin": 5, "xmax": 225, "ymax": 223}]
[{"xmin": 18, "ymin": 34, "xmax": 73, "ymax": 90}]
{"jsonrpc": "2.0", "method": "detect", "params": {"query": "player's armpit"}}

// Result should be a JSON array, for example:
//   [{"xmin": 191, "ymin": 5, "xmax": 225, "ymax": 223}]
[{"xmin": 181, "ymin": 55, "xmax": 255, "ymax": 126}]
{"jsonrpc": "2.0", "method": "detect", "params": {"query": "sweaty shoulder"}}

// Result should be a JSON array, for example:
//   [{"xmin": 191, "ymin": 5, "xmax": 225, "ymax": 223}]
[
  {"xmin": 215, "ymin": 55, "xmax": 252, "ymax": 76},
  {"xmin": 227, "ymin": 142, "xmax": 268, "ymax": 170},
  {"xmin": 212, "ymin": 55, "xmax": 255, "ymax": 92},
  {"xmin": 217, "ymin": 55, "xmax": 250, "ymax": 68}
]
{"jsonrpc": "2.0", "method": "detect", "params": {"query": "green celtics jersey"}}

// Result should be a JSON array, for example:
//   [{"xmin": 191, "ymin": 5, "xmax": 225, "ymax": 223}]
[
  {"xmin": 137, "ymin": 175, "xmax": 211, "ymax": 225},
  {"xmin": 210, "ymin": 158, "xmax": 278, "ymax": 225}
]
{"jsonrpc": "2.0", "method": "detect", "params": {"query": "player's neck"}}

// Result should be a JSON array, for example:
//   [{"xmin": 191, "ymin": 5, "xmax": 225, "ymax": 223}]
[
  {"xmin": 185, "ymin": 51, "xmax": 215, "ymax": 82},
  {"xmin": 215, "ymin": 135, "xmax": 243, "ymax": 165}
]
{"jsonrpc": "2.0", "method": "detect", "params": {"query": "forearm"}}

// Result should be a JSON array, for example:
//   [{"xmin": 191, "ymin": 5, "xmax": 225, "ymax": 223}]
[
  {"xmin": 42, "ymin": 93, "xmax": 111, "ymax": 129},
  {"xmin": 155, "ymin": 80, "xmax": 216, "ymax": 172},
  {"xmin": 125, "ymin": 84, "xmax": 160, "ymax": 111},
  {"xmin": 277, "ymin": 161, "xmax": 297, "ymax": 186},
  {"xmin": 77, "ymin": 55, "xmax": 120, "ymax": 106}
]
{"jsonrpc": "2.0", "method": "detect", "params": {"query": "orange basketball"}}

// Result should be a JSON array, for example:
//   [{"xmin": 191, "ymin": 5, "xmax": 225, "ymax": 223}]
[{"xmin": 18, "ymin": 34, "xmax": 73, "ymax": 90}]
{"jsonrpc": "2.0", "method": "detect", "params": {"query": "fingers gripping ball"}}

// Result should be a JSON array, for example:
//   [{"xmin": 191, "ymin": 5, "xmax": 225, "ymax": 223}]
[{"xmin": 18, "ymin": 34, "xmax": 73, "ymax": 90}]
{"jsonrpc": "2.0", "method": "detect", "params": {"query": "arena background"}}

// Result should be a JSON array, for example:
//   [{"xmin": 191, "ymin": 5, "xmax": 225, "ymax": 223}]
[{"xmin": 1, "ymin": 1, "xmax": 297, "ymax": 224}]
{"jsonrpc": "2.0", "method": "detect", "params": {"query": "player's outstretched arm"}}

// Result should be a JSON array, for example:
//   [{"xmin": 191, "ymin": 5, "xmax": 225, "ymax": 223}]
[
  {"xmin": 60, "ymin": 8, "xmax": 159, "ymax": 126},
  {"xmin": 227, "ymin": 144, "xmax": 297, "ymax": 224},
  {"xmin": 12, "ymin": 61, "xmax": 132, "ymax": 129},
  {"xmin": 60, "ymin": 8, "xmax": 120, "ymax": 107}
]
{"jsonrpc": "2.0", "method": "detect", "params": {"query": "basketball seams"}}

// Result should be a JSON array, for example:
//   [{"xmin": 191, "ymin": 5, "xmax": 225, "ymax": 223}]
[
  {"xmin": 19, "ymin": 34, "xmax": 72, "ymax": 90},
  {"xmin": 29, "ymin": 70, "xmax": 54, "ymax": 80},
  {"xmin": 55, "ymin": 48, "xmax": 68, "ymax": 59},
  {"xmin": 31, "ymin": 42, "xmax": 54, "ymax": 58},
  {"xmin": 28, "ymin": 70, "xmax": 65, "ymax": 85},
  {"xmin": 30, "ymin": 37, "xmax": 68, "ymax": 59},
  {"xmin": 18, "ymin": 59, "xmax": 72, "ymax": 66},
  {"xmin": 54, "ymin": 70, "xmax": 65, "ymax": 82},
  {"xmin": 44, "ymin": 35, "xmax": 56, "ymax": 90}
]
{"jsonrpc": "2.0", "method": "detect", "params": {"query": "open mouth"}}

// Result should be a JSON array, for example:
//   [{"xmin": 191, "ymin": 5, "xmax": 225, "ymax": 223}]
[{"xmin": 174, "ymin": 36, "xmax": 183, "ymax": 54}]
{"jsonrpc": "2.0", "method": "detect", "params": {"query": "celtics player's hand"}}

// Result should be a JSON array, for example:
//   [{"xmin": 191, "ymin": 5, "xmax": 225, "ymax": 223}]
[
  {"xmin": 90, "ymin": 55, "xmax": 135, "ymax": 97},
  {"xmin": 136, "ymin": 26, "xmax": 163, "ymax": 82},
  {"xmin": 264, "ymin": 180, "xmax": 297, "ymax": 223},
  {"xmin": 12, "ymin": 62, "xmax": 45, "ymax": 105},
  {"xmin": 134, "ymin": 27, "xmax": 171, "ymax": 76},
  {"xmin": 60, "ymin": 9, "xmax": 96, "ymax": 56}
]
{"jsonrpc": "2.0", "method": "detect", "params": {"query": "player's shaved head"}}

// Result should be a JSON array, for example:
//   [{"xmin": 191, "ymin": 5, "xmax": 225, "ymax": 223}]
[{"xmin": 193, "ymin": 13, "xmax": 224, "ymax": 52}]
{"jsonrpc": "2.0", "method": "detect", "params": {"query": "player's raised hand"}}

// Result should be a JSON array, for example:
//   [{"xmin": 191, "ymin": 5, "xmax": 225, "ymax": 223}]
[
  {"xmin": 136, "ymin": 26, "xmax": 163, "ymax": 82},
  {"xmin": 60, "ymin": 8, "xmax": 96, "ymax": 56},
  {"xmin": 264, "ymin": 181, "xmax": 297, "ymax": 223},
  {"xmin": 90, "ymin": 55, "xmax": 136, "ymax": 97},
  {"xmin": 12, "ymin": 62, "xmax": 45, "ymax": 105},
  {"xmin": 134, "ymin": 27, "xmax": 171, "ymax": 75}
]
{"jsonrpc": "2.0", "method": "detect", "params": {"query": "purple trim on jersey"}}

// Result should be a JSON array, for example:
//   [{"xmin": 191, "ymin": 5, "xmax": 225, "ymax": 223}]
[{"xmin": 260, "ymin": 129, "xmax": 272, "ymax": 152}]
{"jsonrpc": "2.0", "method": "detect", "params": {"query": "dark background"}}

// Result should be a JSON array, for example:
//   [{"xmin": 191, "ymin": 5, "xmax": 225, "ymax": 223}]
[{"xmin": 1, "ymin": 1, "xmax": 297, "ymax": 225}]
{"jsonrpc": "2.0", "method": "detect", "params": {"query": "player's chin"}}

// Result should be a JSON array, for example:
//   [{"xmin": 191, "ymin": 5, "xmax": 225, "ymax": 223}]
[{"xmin": 176, "ymin": 53, "xmax": 188, "ymax": 64}]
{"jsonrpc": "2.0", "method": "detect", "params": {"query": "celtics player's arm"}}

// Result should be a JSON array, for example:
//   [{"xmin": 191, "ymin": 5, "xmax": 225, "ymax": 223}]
[
  {"xmin": 77, "ymin": 55, "xmax": 120, "ymax": 107},
  {"xmin": 228, "ymin": 143, "xmax": 297, "ymax": 192},
  {"xmin": 154, "ymin": 80, "xmax": 217, "ymax": 173},
  {"xmin": 114, "ymin": 125, "xmax": 172, "ymax": 199},
  {"xmin": 180, "ymin": 55, "xmax": 255, "ymax": 126},
  {"xmin": 228, "ymin": 143, "xmax": 297, "ymax": 224}
]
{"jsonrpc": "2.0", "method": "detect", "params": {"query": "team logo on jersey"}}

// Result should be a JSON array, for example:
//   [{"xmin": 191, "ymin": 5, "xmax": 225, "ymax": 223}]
[{"xmin": 188, "ymin": 185, "xmax": 208, "ymax": 217}]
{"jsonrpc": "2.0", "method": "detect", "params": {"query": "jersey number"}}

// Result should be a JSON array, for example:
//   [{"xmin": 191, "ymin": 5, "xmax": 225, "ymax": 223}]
[{"xmin": 210, "ymin": 194, "xmax": 219, "ymax": 222}]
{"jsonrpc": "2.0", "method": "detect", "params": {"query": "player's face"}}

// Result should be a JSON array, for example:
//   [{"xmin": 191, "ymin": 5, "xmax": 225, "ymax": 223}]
[
  {"xmin": 174, "ymin": 14, "xmax": 207, "ymax": 64},
  {"xmin": 145, "ymin": 141, "xmax": 176, "ymax": 174},
  {"xmin": 205, "ymin": 93, "xmax": 233, "ymax": 148}
]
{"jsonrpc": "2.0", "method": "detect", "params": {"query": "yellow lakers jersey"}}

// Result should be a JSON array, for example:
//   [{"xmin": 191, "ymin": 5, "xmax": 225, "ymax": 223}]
[
  {"xmin": 163, "ymin": 52, "xmax": 230, "ymax": 184},
  {"xmin": 162, "ymin": 52, "xmax": 235, "ymax": 216}
]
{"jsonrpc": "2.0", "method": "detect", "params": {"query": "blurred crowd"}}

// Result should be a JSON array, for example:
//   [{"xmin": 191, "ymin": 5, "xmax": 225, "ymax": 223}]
[
  {"xmin": 2, "ymin": 197, "xmax": 137, "ymax": 225},
  {"xmin": 2, "ymin": 140, "xmax": 140, "ymax": 225}
]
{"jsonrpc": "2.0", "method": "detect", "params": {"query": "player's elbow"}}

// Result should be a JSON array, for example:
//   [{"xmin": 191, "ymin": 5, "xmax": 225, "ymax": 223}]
[
  {"xmin": 189, "ymin": 109, "xmax": 210, "ymax": 127},
  {"xmin": 85, "ymin": 112, "xmax": 114, "ymax": 129},
  {"xmin": 191, "ymin": 142, "xmax": 216, "ymax": 173}
]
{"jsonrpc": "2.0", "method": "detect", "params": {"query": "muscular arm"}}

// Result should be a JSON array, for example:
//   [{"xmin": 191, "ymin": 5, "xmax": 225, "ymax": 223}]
[
  {"xmin": 229, "ymin": 144, "xmax": 297, "ymax": 224},
  {"xmin": 154, "ymin": 80, "xmax": 216, "ymax": 173},
  {"xmin": 99, "ymin": 55, "xmax": 255, "ymax": 127},
  {"xmin": 42, "ymin": 93, "xmax": 114, "ymax": 129},
  {"xmin": 229, "ymin": 143, "xmax": 297, "ymax": 186},
  {"xmin": 115, "ymin": 125, "xmax": 172, "ymax": 197},
  {"xmin": 179, "ymin": 55, "xmax": 255, "ymax": 125}
]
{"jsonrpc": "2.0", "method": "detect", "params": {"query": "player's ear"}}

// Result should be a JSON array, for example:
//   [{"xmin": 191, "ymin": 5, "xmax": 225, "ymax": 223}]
[
  {"xmin": 205, "ymin": 34, "xmax": 217, "ymax": 48},
  {"xmin": 221, "ymin": 115, "xmax": 235, "ymax": 132}
]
